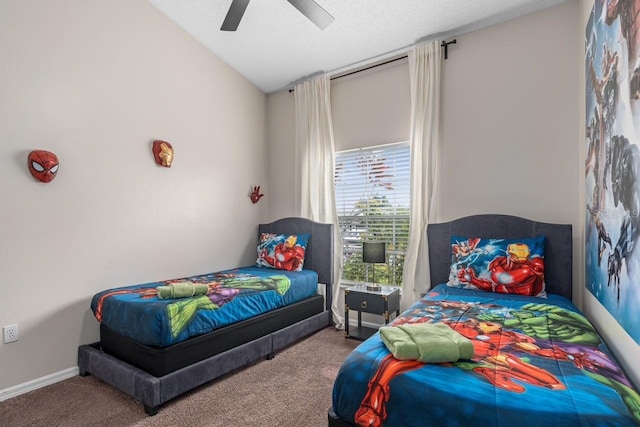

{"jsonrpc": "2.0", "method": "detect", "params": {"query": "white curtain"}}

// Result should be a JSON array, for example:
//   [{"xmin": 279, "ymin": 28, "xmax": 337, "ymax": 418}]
[
  {"xmin": 401, "ymin": 41, "xmax": 442, "ymax": 309},
  {"xmin": 293, "ymin": 75, "xmax": 345, "ymax": 328}
]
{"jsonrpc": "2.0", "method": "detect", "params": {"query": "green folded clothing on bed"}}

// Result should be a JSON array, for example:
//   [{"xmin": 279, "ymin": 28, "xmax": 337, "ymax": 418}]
[
  {"xmin": 379, "ymin": 323, "xmax": 474, "ymax": 363},
  {"xmin": 157, "ymin": 282, "xmax": 209, "ymax": 299}
]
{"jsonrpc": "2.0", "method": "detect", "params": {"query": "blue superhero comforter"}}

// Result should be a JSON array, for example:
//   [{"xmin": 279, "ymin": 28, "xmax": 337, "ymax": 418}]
[
  {"xmin": 332, "ymin": 284, "xmax": 640, "ymax": 427},
  {"xmin": 91, "ymin": 266, "xmax": 318, "ymax": 347}
]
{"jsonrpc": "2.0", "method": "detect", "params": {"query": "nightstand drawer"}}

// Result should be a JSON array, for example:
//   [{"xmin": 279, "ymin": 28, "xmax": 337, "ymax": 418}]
[{"xmin": 345, "ymin": 291, "xmax": 386, "ymax": 315}]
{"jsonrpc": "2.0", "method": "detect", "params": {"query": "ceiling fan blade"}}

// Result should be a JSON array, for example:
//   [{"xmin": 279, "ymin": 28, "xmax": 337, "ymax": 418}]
[
  {"xmin": 286, "ymin": 0, "xmax": 334, "ymax": 30},
  {"xmin": 221, "ymin": 0, "xmax": 250, "ymax": 31}
]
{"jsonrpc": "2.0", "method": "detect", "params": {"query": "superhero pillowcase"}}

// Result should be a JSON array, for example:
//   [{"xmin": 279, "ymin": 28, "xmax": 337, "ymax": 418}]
[
  {"xmin": 256, "ymin": 233, "xmax": 310, "ymax": 272},
  {"xmin": 447, "ymin": 235, "xmax": 546, "ymax": 298}
]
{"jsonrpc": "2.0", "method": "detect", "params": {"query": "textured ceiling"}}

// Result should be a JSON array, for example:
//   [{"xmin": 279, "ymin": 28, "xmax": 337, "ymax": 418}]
[{"xmin": 147, "ymin": 0, "xmax": 569, "ymax": 93}]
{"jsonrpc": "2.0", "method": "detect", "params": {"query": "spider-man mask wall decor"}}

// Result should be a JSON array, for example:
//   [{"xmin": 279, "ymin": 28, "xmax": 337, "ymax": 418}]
[
  {"xmin": 152, "ymin": 140, "xmax": 173, "ymax": 168},
  {"xmin": 28, "ymin": 150, "xmax": 59, "ymax": 183}
]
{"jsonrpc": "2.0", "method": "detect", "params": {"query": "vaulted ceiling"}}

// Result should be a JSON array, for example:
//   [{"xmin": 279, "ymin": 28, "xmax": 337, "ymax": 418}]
[{"xmin": 148, "ymin": 0, "xmax": 570, "ymax": 93}]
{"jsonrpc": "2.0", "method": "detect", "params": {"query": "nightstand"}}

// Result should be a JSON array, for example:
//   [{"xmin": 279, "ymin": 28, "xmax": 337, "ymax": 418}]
[{"xmin": 344, "ymin": 284, "xmax": 400, "ymax": 341}]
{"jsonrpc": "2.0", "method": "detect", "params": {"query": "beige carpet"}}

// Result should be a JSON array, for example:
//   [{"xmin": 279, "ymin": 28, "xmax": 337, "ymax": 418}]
[{"xmin": 0, "ymin": 327, "xmax": 359, "ymax": 427}]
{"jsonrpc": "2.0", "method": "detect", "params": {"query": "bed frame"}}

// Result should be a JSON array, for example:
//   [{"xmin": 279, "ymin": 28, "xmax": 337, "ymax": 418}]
[
  {"xmin": 426, "ymin": 214, "xmax": 573, "ymax": 299},
  {"xmin": 327, "ymin": 213, "xmax": 573, "ymax": 426},
  {"xmin": 78, "ymin": 217, "xmax": 334, "ymax": 416}
]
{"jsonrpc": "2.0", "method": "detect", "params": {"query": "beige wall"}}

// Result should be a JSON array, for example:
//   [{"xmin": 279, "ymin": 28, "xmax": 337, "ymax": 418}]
[
  {"xmin": 439, "ymin": 2, "xmax": 579, "ymax": 227},
  {"xmin": 266, "ymin": 90, "xmax": 297, "ymax": 220},
  {"xmin": 266, "ymin": 0, "xmax": 639, "ymax": 386},
  {"xmin": 268, "ymin": 2, "xmax": 580, "ymax": 281},
  {"xmin": 0, "ymin": 0, "xmax": 267, "ymax": 391},
  {"xmin": 578, "ymin": 0, "xmax": 640, "ymax": 387}
]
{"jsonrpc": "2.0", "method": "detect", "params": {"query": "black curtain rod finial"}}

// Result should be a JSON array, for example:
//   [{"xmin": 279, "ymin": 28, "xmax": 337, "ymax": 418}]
[{"xmin": 441, "ymin": 39, "xmax": 457, "ymax": 60}]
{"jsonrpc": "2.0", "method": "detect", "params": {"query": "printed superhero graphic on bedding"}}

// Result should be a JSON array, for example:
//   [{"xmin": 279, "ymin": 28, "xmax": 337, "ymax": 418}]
[
  {"xmin": 448, "ymin": 236, "xmax": 546, "ymax": 297},
  {"xmin": 256, "ymin": 233, "xmax": 309, "ymax": 272},
  {"xmin": 93, "ymin": 271, "xmax": 290, "ymax": 341},
  {"xmin": 162, "ymin": 273, "xmax": 290, "ymax": 339},
  {"xmin": 337, "ymin": 287, "xmax": 640, "ymax": 427}
]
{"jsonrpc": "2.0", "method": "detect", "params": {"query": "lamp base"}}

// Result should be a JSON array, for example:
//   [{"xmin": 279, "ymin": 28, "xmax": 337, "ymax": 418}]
[{"xmin": 366, "ymin": 283, "xmax": 382, "ymax": 291}]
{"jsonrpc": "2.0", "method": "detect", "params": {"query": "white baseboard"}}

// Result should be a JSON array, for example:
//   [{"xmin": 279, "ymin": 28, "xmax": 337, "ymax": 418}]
[{"xmin": 0, "ymin": 367, "xmax": 79, "ymax": 402}]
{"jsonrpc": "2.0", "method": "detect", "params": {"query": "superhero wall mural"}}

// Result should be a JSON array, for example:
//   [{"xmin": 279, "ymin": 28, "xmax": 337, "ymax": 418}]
[{"xmin": 585, "ymin": 0, "xmax": 640, "ymax": 344}]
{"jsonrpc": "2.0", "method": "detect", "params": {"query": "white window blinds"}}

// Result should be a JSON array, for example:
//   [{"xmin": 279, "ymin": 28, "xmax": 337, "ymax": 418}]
[{"xmin": 334, "ymin": 143, "xmax": 410, "ymax": 286}]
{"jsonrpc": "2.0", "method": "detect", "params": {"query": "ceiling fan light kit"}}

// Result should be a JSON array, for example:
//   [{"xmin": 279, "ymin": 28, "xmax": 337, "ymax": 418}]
[{"xmin": 221, "ymin": 0, "xmax": 334, "ymax": 32}]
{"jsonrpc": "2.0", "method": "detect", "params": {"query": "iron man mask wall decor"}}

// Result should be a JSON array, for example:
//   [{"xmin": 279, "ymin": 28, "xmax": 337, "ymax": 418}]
[
  {"xmin": 28, "ymin": 150, "xmax": 59, "ymax": 183},
  {"xmin": 152, "ymin": 140, "xmax": 173, "ymax": 168}
]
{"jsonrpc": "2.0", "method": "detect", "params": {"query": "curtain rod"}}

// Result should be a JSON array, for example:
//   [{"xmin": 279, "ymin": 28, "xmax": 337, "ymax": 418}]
[
  {"xmin": 330, "ymin": 55, "xmax": 408, "ymax": 82},
  {"xmin": 289, "ymin": 39, "xmax": 456, "ymax": 93}
]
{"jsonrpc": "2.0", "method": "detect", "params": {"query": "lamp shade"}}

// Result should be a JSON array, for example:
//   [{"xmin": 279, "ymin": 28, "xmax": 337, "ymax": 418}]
[{"xmin": 363, "ymin": 241, "xmax": 386, "ymax": 264}]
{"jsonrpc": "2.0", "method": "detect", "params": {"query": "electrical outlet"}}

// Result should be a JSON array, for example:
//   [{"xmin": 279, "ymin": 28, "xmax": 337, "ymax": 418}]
[{"xmin": 3, "ymin": 324, "xmax": 18, "ymax": 343}]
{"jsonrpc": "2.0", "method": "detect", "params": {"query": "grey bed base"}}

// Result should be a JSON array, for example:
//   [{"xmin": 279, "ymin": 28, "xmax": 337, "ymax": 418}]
[
  {"xmin": 327, "ymin": 214, "xmax": 573, "ymax": 427},
  {"xmin": 79, "ymin": 311, "xmax": 329, "ymax": 416},
  {"xmin": 78, "ymin": 217, "xmax": 334, "ymax": 416}
]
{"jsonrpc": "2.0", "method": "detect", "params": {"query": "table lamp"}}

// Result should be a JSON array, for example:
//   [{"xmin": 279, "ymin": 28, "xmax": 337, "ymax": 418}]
[{"xmin": 363, "ymin": 241, "xmax": 386, "ymax": 291}]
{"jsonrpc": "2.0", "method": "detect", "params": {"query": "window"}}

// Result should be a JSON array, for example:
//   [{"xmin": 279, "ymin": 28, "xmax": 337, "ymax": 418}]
[{"xmin": 334, "ymin": 143, "xmax": 410, "ymax": 286}]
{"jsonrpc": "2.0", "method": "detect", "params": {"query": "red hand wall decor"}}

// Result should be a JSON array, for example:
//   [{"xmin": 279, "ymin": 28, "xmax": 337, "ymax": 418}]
[{"xmin": 250, "ymin": 186, "xmax": 264, "ymax": 203}]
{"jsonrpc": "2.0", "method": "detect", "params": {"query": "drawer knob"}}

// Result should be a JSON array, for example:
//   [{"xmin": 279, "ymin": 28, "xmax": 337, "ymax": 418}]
[{"xmin": 361, "ymin": 301, "xmax": 368, "ymax": 309}]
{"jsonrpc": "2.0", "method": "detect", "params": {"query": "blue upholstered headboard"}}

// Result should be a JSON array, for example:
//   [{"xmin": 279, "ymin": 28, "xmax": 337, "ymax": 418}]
[
  {"xmin": 427, "ymin": 214, "xmax": 573, "ymax": 300},
  {"xmin": 258, "ymin": 217, "xmax": 334, "ymax": 309}
]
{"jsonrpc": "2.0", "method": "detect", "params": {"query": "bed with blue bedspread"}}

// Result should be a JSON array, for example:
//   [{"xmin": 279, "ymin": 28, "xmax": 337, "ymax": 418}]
[
  {"xmin": 328, "ymin": 214, "xmax": 640, "ymax": 427},
  {"xmin": 91, "ymin": 266, "xmax": 319, "ymax": 347},
  {"xmin": 79, "ymin": 217, "xmax": 334, "ymax": 416}
]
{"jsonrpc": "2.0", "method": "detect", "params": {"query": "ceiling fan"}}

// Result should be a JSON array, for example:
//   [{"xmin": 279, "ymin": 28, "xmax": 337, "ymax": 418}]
[{"xmin": 221, "ymin": 0, "xmax": 334, "ymax": 31}]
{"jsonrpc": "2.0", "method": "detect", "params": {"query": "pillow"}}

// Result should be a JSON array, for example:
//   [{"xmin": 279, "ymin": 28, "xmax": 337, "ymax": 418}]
[
  {"xmin": 447, "ymin": 235, "xmax": 546, "ymax": 298},
  {"xmin": 256, "ymin": 233, "xmax": 310, "ymax": 272}
]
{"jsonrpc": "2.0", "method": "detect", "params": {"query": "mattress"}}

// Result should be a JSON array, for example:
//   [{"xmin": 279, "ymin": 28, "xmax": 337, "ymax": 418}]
[
  {"xmin": 332, "ymin": 284, "xmax": 640, "ymax": 427},
  {"xmin": 99, "ymin": 294, "xmax": 325, "ymax": 377},
  {"xmin": 91, "ymin": 266, "xmax": 319, "ymax": 347}
]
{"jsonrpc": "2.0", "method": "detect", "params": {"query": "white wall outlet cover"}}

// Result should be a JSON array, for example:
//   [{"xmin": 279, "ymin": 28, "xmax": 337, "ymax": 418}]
[{"xmin": 3, "ymin": 324, "xmax": 18, "ymax": 343}]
